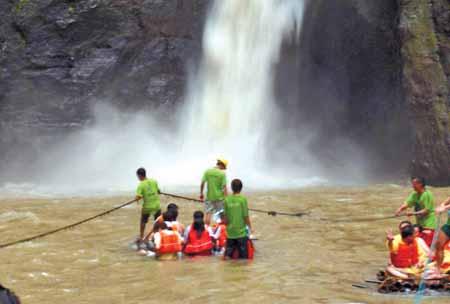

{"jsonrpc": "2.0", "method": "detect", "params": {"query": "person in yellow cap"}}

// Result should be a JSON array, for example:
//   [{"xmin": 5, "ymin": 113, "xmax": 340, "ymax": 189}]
[{"xmin": 200, "ymin": 158, "xmax": 228, "ymax": 225}]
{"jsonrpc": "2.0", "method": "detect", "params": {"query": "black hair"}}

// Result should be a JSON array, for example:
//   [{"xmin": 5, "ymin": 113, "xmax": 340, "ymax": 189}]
[
  {"xmin": 192, "ymin": 211, "xmax": 205, "ymax": 239},
  {"xmin": 398, "ymin": 220, "xmax": 412, "ymax": 230},
  {"xmin": 413, "ymin": 224, "xmax": 424, "ymax": 233},
  {"xmin": 162, "ymin": 211, "xmax": 173, "ymax": 222},
  {"xmin": 231, "ymin": 179, "xmax": 243, "ymax": 193},
  {"xmin": 401, "ymin": 225, "xmax": 415, "ymax": 239},
  {"xmin": 167, "ymin": 203, "xmax": 178, "ymax": 211},
  {"xmin": 153, "ymin": 220, "xmax": 168, "ymax": 232},
  {"xmin": 411, "ymin": 177, "xmax": 426, "ymax": 187},
  {"xmin": 136, "ymin": 167, "xmax": 146, "ymax": 177}
]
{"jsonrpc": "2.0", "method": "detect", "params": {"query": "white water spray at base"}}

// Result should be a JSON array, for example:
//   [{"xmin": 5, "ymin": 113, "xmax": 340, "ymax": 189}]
[{"xmin": 0, "ymin": 0, "xmax": 326, "ymax": 197}]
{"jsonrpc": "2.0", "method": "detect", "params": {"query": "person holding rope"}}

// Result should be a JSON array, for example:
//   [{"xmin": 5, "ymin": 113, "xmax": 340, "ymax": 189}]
[
  {"xmin": 435, "ymin": 196, "xmax": 450, "ymax": 274},
  {"xmin": 135, "ymin": 167, "xmax": 161, "ymax": 243},
  {"xmin": 395, "ymin": 177, "xmax": 436, "ymax": 246},
  {"xmin": 200, "ymin": 158, "xmax": 228, "ymax": 225}
]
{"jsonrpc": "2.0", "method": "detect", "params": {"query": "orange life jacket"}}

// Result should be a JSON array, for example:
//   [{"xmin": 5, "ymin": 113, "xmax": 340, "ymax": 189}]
[
  {"xmin": 184, "ymin": 225, "xmax": 213, "ymax": 255},
  {"xmin": 390, "ymin": 238, "xmax": 419, "ymax": 268},
  {"xmin": 213, "ymin": 223, "xmax": 227, "ymax": 248},
  {"xmin": 158, "ymin": 230, "xmax": 182, "ymax": 254}
]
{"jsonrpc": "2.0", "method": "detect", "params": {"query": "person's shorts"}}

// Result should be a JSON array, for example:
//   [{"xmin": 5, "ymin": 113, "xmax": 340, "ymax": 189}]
[
  {"xmin": 205, "ymin": 200, "xmax": 224, "ymax": 214},
  {"xmin": 442, "ymin": 223, "xmax": 450, "ymax": 238},
  {"xmin": 141, "ymin": 209, "xmax": 161, "ymax": 224},
  {"xmin": 225, "ymin": 237, "xmax": 248, "ymax": 259}
]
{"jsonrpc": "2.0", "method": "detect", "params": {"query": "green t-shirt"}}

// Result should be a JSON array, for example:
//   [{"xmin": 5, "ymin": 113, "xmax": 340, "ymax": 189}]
[
  {"xmin": 406, "ymin": 190, "xmax": 436, "ymax": 229},
  {"xmin": 224, "ymin": 194, "xmax": 249, "ymax": 239},
  {"xmin": 136, "ymin": 179, "xmax": 160, "ymax": 214},
  {"xmin": 202, "ymin": 167, "xmax": 226, "ymax": 201}
]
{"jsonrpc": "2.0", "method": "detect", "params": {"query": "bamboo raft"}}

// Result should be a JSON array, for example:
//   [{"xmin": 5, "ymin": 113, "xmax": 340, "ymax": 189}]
[{"xmin": 374, "ymin": 270, "xmax": 450, "ymax": 294}]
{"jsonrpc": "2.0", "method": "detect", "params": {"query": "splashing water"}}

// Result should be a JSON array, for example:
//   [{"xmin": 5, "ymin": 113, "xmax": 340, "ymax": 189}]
[{"xmin": 1, "ymin": 0, "xmax": 320, "ymax": 196}]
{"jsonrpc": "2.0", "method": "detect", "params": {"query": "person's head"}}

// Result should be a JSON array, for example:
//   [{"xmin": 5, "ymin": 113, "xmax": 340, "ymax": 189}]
[
  {"xmin": 136, "ymin": 167, "xmax": 146, "ymax": 181},
  {"xmin": 162, "ymin": 211, "xmax": 173, "ymax": 222},
  {"xmin": 192, "ymin": 211, "xmax": 205, "ymax": 237},
  {"xmin": 167, "ymin": 203, "xmax": 178, "ymax": 211},
  {"xmin": 398, "ymin": 220, "xmax": 412, "ymax": 232},
  {"xmin": 411, "ymin": 177, "xmax": 426, "ymax": 192},
  {"xmin": 231, "ymin": 179, "xmax": 243, "ymax": 193},
  {"xmin": 216, "ymin": 158, "xmax": 228, "ymax": 170},
  {"xmin": 413, "ymin": 224, "xmax": 423, "ymax": 235},
  {"xmin": 400, "ymin": 225, "xmax": 415, "ymax": 244}
]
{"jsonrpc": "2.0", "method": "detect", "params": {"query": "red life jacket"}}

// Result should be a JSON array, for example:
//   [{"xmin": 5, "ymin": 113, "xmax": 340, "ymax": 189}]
[
  {"xmin": 390, "ymin": 238, "xmax": 419, "ymax": 268},
  {"xmin": 158, "ymin": 230, "xmax": 182, "ymax": 254},
  {"xmin": 214, "ymin": 223, "xmax": 227, "ymax": 248},
  {"xmin": 184, "ymin": 225, "xmax": 213, "ymax": 255},
  {"xmin": 418, "ymin": 229, "xmax": 434, "ymax": 247}
]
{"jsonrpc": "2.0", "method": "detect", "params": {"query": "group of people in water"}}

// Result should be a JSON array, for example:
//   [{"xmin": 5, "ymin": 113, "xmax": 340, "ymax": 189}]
[
  {"xmin": 387, "ymin": 177, "xmax": 450, "ymax": 279},
  {"xmin": 133, "ymin": 159, "xmax": 254, "ymax": 260}
]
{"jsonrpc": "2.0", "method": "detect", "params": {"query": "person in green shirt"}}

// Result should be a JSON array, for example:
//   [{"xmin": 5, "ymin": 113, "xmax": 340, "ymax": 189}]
[
  {"xmin": 223, "ymin": 178, "xmax": 253, "ymax": 259},
  {"xmin": 135, "ymin": 167, "xmax": 161, "ymax": 242},
  {"xmin": 435, "ymin": 196, "xmax": 450, "ymax": 273},
  {"xmin": 395, "ymin": 177, "xmax": 436, "ymax": 243},
  {"xmin": 200, "ymin": 158, "xmax": 228, "ymax": 225}
]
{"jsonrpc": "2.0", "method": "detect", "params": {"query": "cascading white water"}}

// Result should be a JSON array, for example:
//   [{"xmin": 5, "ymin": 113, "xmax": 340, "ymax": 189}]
[
  {"xmin": 1, "ymin": 0, "xmax": 317, "ymax": 196},
  {"xmin": 175, "ymin": 0, "xmax": 308, "ymax": 186}
]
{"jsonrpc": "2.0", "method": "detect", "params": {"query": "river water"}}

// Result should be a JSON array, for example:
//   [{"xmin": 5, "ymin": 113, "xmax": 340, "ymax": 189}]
[{"xmin": 1, "ymin": 185, "xmax": 449, "ymax": 303}]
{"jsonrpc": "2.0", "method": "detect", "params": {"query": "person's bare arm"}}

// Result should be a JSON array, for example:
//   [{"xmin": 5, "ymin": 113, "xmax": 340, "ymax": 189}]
[
  {"xmin": 436, "ymin": 197, "xmax": 450, "ymax": 214},
  {"xmin": 395, "ymin": 203, "xmax": 409, "ymax": 216},
  {"xmin": 386, "ymin": 229, "xmax": 395, "ymax": 251},
  {"xmin": 200, "ymin": 181, "xmax": 205, "ymax": 201},
  {"xmin": 407, "ymin": 208, "xmax": 429, "ymax": 218}
]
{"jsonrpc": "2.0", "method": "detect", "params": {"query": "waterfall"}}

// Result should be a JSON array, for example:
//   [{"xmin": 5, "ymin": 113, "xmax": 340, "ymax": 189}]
[{"xmin": 178, "ymin": 0, "xmax": 306, "ymax": 186}]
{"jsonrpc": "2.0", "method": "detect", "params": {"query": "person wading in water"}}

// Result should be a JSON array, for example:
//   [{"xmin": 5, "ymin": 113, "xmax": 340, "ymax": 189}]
[
  {"xmin": 200, "ymin": 158, "xmax": 228, "ymax": 225},
  {"xmin": 135, "ymin": 167, "xmax": 161, "ymax": 244},
  {"xmin": 395, "ymin": 177, "xmax": 436, "ymax": 247}
]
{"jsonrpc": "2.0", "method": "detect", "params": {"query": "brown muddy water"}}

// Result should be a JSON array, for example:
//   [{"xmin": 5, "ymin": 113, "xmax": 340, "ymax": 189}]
[{"xmin": 1, "ymin": 185, "xmax": 449, "ymax": 303}]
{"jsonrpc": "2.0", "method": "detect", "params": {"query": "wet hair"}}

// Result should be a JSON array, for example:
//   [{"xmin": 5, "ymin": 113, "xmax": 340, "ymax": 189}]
[
  {"xmin": 231, "ymin": 179, "xmax": 243, "ymax": 193},
  {"xmin": 153, "ymin": 221, "xmax": 168, "ymax": 232},
  {"xmin": 167, "ymin": 203, "xmax": 178, "ymax": 211},
  {"xmin": 163, "ymin": 209, "xmax": 178, "ymax": 222},
  {"xmin": 412, "ymin": 177, "xmax": 426, "ymax": 187},
  {"xmin": 413, "ymin": 224, "xmax": 424, "ymax": 233},
  {"xmin": 136, "ymin": 167, "xmax": 146, "ymax": 177},
  {"xmin": 0, "ymin": 284, "xmax": 21, "ymax": 304},
  {"xmin": 162, "ymin": 211, "xmax": 172, "ymax": 222},
  {"xmin": 192, "ymin": 211, "xmax": 205, "ymax": 239},
  {"xmin": 401, "ymin": 225, "xmax": 415, "ymax": 239},
  {"xmin": 398, "ymin": 220, "xmax": 412, "ymax": 230}
]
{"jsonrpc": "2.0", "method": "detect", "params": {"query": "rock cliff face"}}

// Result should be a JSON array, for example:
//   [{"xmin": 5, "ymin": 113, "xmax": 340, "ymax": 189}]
[
  {"xmin": 0, "ymin": 0, "xmax": 449, "ymax": 185},
  {"xmin": 0, "ymin": 0, "xmax": 209, "ymax": 177},
  {"xmin": 275, "ymin": 0, "xmax": 449, "ymax": 185}
]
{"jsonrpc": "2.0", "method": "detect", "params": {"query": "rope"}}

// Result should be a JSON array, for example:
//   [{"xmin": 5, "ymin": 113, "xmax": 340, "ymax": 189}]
[
  {"xmin": 160, "ymin": 192, "xmax": 309, "ymax": 217},
  {"xmin": 327, "ymin": 215, "xmax": 400, "ymax": 223},
  {"xmin": 413, "ymin": 213, "xmax": 442, "ymax": 304},
  {"xmin": 0, "ymin": 198, "xmax": 137, "ymax": 249}
]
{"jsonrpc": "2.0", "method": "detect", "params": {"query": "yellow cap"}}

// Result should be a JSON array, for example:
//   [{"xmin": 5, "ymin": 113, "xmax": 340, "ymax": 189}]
[{"xmin": 217, "ymin": 158, "xmax": 229, "ymax": 169}]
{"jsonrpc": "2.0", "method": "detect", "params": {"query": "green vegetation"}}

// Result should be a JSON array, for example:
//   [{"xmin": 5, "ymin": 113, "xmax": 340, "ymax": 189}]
[{"xmin": 15, "ymin": 0, "xmax": 29, "ymax": 13}]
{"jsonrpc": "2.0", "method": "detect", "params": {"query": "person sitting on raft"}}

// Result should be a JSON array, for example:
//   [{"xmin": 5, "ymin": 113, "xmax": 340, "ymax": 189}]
[
  {"xmin": 183, "ymin": 211, "xmax": 214, "ymax": 256},
  {"xmin": 434, "ymin": 196, "xmax": 450, "ymax": 274},
  {"xmin": 211, "ymin": 212, "xmax": 227, "ymax": 254},
  {"xmin": 143, "ymin": 203, "xmax": 183, "ymax": 243},
  {"xmin": 395, "ymin": 177, "xmax": 436, "ymax": 247},
  {"xmin": 412, "ymin": 224, "xmax": 432, "ymax": 258},
  {"xmin": 223, "ymin": 179, "xmax": 253, "ymax": 260},
  {"xmin": 386, "ymin": 224, "xmax": 428, "ymax": 279},
  {"xmin": 154, "ymin": 221, "xmax": 183, "ymax": 260}
]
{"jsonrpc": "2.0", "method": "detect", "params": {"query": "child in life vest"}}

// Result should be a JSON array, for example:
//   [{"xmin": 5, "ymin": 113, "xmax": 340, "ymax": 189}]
[
  {"xmin": 211, "ymin": 212, "xmax": 227, "ymax": 254},
  {"xmin": 154, "ymin": 221, "xmax": 183, "ymax": 261},
  {"xmin": 386, "ymin": 224, "xmax": 428, "ymax": 279},
  {"xmin": 183, "ymin": 211, "xmax": 214, "ymax": 256}
]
